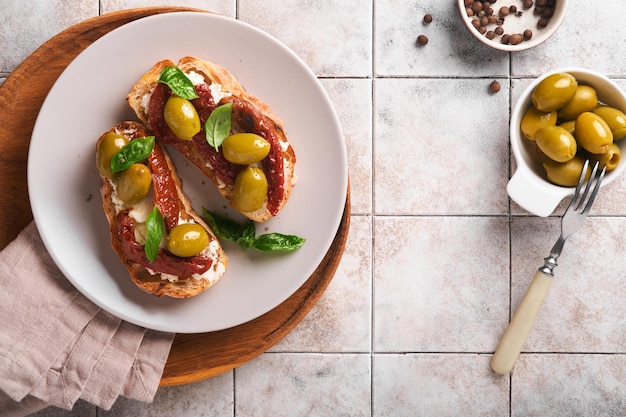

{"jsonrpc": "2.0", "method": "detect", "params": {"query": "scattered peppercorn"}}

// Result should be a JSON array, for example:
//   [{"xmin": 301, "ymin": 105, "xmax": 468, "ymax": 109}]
[
  {"xmin": 423, "ymin": 13, "xmax": 433, "ymax": 24},
  {"xmin": 523, "ymin": 29, "xmax": 533, "ymax": 40},
  {"xmin": 489, "ymin": 80, "xmax": 501, "ymax": 93},
  {"xmin": 416, "ymin": 35, "xmax": 429, "ymax": 46}
]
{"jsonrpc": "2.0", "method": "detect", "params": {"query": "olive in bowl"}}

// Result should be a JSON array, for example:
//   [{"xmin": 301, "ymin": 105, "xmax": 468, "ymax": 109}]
[
  {"xmin": 458, "ymin": 0, "xmax": 568, "ymax": 52},
  {"xmin": 508, "ymin": 68, "xmax": 626, "ymax": 216}
]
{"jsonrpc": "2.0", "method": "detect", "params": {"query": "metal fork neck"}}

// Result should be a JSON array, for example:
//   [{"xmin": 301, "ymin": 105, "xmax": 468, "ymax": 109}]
[
  {"xmin": 550, "ymin": 236, "xmax": 567, "ymax": 260},
  {"xmin": 539, "ymin": 236, "xmax": 566, "ymax": 276},
  {"xmin": 539, "ymin": 255, "xmax": 558, "ymax": 276}
]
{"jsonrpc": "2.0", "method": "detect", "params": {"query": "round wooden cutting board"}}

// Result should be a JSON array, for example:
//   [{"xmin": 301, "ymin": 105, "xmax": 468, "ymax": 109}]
[{"xmin": 0, "ymin": 7, "xmax": 350, "ymax": 386}]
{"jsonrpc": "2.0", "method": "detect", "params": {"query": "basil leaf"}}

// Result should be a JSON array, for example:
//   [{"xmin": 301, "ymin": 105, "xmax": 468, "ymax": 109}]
[
  {"xmin": 145, "ymin": 206, "xmax": 164, "ymax": 262},
  {"xmin": 204, "ymin": 103, "xmax": 233, "ymax": 152},
  {"xmin": 241, "ymin": 220, "xmax": 256, "ymax": 240},
  {"xmin": 235, "ymin": 221, "xmax": 257, "ymax": 251},
  {"xmin": 201, "ymin": 208, "xmax": 246, "ymax": 242},
  {"xmin": 252, "ymin": 233, "xmax": 306, "ymax": 252},
  {"xmin": 110, "ymin": 136, "xmax": 155, "ymax": 173},
  {"xmin": 158, "ymin": 66, "xmax": 199, "ymax": 100},
  {"xmin": 237, "ymin": 236, "xmax": 256, "ymax": 251},
  {"xmin": 201, "ymin": 208, "xmax": 305, "ymax": 253}
]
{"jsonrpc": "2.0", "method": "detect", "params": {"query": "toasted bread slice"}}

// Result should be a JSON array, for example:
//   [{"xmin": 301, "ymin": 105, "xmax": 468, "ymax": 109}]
[
  {"xmin": 98, "ymin": 121, "xmax": 227, "ymax": 298},
  {"xmin": 127, "ymin": 57, "xmax": 297, "ymax": 222}
]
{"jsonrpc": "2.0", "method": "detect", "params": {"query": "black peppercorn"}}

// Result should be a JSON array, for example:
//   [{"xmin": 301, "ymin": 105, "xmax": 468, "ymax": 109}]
[
  {"xmin": 509, "ymin": 33, "xmax": 523, "ymax": 45},
  {"xmin": 472, "ymin": 1, "xmax": 483, "ymax": 12},
  {"xmin": 541, "ymin": 7, "xmax": 554, "ymax": 18}
]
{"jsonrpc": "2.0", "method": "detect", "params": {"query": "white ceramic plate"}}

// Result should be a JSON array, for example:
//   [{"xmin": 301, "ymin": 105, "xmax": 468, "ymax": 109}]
[{"xmin": 28, "ymin": 12, "xmax": 347, "ymax": 333}]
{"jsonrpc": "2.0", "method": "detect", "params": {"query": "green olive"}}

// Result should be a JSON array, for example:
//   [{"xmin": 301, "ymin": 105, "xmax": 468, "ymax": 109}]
[
  {"xmin": 222, "ymin": 133, "xmax": 271, "ymax": 165},
  {"xmin": 115, "ymin": 163, "xmax": 152, "ymax": 204},
  {"xmin": 593, "ymin": 106, "xmax": 626, "ymax": 140},
  {"xmin": 520, "ymin": 106, "xmax": 557, "ymax": 141},
  {"xmin": 535, "ymin": 126, "xmax": 577, "ymax": 162},
  {"xmin": 532, "ymin": 72, "xmax": 578, "ymax": 112},
  {"xmin": 591, "ymin": 142, "xmax": 621, "ymax": 171},
  {"xmin": 97, "ymin": 132, "xmax": 129, "ymax": 179},
  {"xmin": 166, "ymin": 223, "xmax": 209, "ymax": 258},
  {"xmin": 557, "ymin": 85, "xmax": 598, "ymax": 121},
  {"xmin": 575, "ymin": 112, "xmax": 613, "ymax": 154},
  {"xmin": 543, "ymin": 156, "xmax": 590, "ymax": 187},
  {"xmin": 232, "ymin": 166, "xmax": 268, "ymax": 212},
  {"xmin": 558, "ymin": 120, "xmax": 576, "ymax": 135},
  {"xmin": 164, "ymin": 96, "xmax": 201, "ymax": 140}
]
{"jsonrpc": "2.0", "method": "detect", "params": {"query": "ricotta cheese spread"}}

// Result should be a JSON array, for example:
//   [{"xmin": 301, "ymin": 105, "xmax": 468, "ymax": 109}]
[{"xmin": 109, "ymin": 179, "xmax": 225, "ymax": 282}]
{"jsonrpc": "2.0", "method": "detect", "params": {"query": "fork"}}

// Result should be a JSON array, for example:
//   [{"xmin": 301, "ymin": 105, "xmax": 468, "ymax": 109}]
[{"xmin": 491, "ymin": 160, "xmax": 606, "ymax": 375}]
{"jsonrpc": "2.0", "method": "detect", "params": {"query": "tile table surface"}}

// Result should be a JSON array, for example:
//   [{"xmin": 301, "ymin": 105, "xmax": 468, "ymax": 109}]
[{"xmin": 1, "ymin": 0, "xmax": 625, "ymax": 416}]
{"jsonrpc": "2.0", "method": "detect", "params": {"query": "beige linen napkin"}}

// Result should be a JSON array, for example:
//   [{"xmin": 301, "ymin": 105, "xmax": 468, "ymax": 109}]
[{"xmin": 0, "ymin": 222, "xmax": 175, "ymax": 415}]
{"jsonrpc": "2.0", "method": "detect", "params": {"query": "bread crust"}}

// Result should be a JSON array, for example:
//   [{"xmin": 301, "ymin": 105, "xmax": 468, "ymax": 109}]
[
  {"xmin": 98, "ymin": 121, "xmax": 227, "ymax": 298},
  {"xmin": 127, "ymin": 57, "xmax": 296, "ymax": 222}
]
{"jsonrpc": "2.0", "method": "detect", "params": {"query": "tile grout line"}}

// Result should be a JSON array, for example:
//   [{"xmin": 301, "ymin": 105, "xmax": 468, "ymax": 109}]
[
  {"xmin": 508, "ymin": 51, "xmax": 514, "ymax": 417},
  {"xmin": 370, "ymin": 0, "xmax": 376, "ymax": 414},
  {"xmin": 264, "ymin": 351, "xmax": 626, "ymax": 356},
  {"xmin": 369, "ymin": 211, "xmax": 375, "ymax": 416}
]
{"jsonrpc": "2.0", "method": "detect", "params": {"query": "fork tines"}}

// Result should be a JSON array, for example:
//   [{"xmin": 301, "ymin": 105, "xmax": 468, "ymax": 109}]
[{"xmin": 571, "ymin": 160, "xmax": 606, "ymax": 214}]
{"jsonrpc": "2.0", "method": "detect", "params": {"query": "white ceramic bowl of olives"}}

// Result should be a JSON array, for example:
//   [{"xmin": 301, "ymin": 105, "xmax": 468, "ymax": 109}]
[
  {"xmin": 508, "ymin": 68, "xmax": 626, "ymax": 216},
  {"xmin": 458, "ymin": 0, "xmax": 568, "ymax": 52}
]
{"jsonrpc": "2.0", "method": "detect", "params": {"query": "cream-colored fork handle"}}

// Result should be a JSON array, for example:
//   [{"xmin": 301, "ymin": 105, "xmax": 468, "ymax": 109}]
[{"xmin": 491, "ymin": 270, "xmax": 554, "ymax": 375}]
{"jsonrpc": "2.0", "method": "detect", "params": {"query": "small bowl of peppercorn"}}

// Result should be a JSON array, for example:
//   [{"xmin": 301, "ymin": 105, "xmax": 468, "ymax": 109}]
[{"xmin": 458, "ymin": 0, "xmax": 568, "ymax": 52}]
